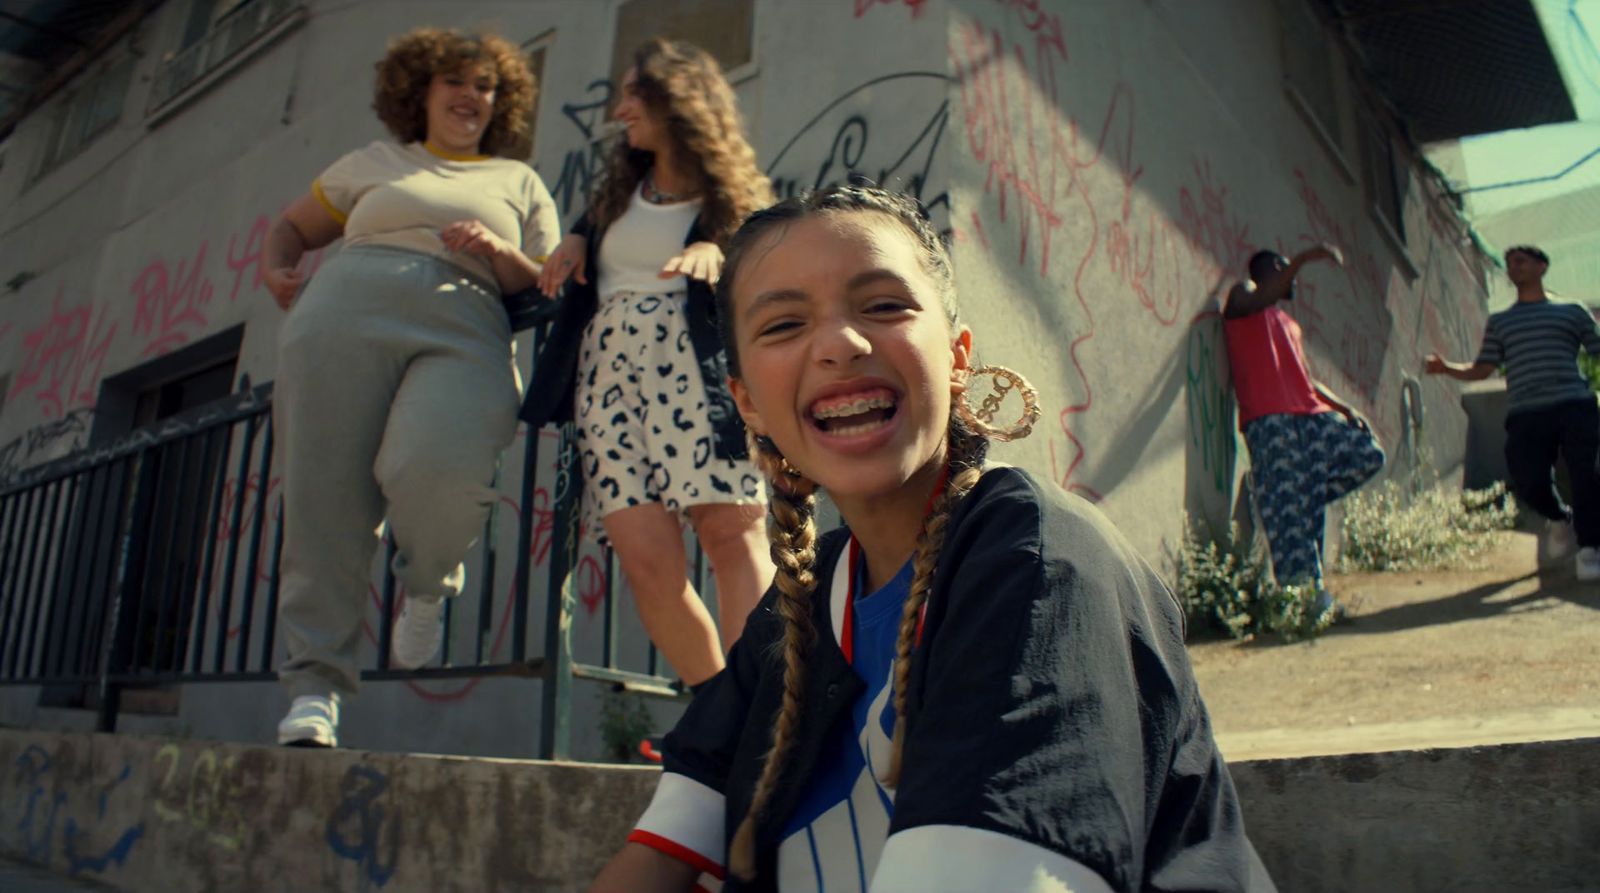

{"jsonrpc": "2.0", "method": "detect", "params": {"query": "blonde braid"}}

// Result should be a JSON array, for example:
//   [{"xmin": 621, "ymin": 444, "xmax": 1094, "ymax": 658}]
[
  {"xmin": 728, "ymin": 432, "xmax": 819, "ymax": 881},
  {"xmin": 882, "ymin": 418, "xmax": 989, "ymax": 788}
]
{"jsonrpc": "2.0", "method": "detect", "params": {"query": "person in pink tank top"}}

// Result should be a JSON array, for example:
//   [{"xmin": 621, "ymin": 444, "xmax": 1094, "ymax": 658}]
[{"xmin": 1222, "ymin": 246, "xmax": 1385, "ymax": 617}]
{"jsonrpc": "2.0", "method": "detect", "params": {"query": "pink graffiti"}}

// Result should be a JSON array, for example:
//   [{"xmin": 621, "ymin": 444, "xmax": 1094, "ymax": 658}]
[
  {"xmin": 992, "ymin": 0, "xmax": 1067, "ymax": 53},
  {"xmin": 854, "ymin": 0, "xmax": 926, "ymax": 18},
  {"xmin": 955, "ymin": 17, "xmax": 1143, "ymax": 499},
  {"xmin": 8, "ymin": 289, "xmax": 119, "ymax": 418},
  {"xmin": 224, "ymin": 212, "xmax": 325, "ymax": 303},
  {"xmin": 225, "ymin": 215, "xmax": 271, "ymax": 303},
  {"xmin": 131, "ymin": 241, "xmax": 214, "ymax": 357}
]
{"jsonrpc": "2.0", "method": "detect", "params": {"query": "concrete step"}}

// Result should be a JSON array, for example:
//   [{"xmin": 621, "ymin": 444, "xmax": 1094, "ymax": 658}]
[
  {"xmin": 0, "ymin": 727, "xmax": 1595, "ymax": 892},
  {"xmin": 0, "ymin": 858, "xmax": 116, "ymax": 892}
]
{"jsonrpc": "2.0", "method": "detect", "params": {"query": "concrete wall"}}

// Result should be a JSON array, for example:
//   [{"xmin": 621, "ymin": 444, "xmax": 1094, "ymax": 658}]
[
  {"xmin": 0, "ymin": 0, "xmax": 948, "ymax": 760},
  {"xmin": 0, "ymin": 728, "xmax": 660, "ymax": 892},
  {"xmin": 0, "ymin": 0, "xmax": 1494, "ymax": 756},
  {"xmin": 2, "ymin": 728, "xmax": 1596, "ymax": 892},
  {"xmin": 942, "ymin": 0, "xmax": 1493, "ymax": 554},
  {"xmin": 1230, "ymin": 738, "xmax": 1600, "ymax": 893}
]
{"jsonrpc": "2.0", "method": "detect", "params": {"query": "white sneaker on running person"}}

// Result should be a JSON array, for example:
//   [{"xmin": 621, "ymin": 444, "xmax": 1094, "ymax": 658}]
[
  {"xmin": 1577, "ymin": 547, "xmax": 1600, "ymax": 582},
  {"xmin": 1539, "ymin": 519, "xmax": 1578, "ymax": 569},
  {"xmin": 391, "ymin": 595, "xmax": 445, "ymax": 669},
  {"xmin": 278, "ymin": 694, "xmax": 339, "ymax": 747}
]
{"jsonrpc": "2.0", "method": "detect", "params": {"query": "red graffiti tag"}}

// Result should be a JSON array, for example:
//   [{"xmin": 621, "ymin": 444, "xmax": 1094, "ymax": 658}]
[
  {"xmin": 131, "ymin": 241, "xmax": 214, "ymax": 357},
  {"xmin": 854, "ymin": 0, "xmax": 926, "ymax": 18},
  {"xmin": 8, "ymin": 289, "xmax": 119, "ymax": 418}
]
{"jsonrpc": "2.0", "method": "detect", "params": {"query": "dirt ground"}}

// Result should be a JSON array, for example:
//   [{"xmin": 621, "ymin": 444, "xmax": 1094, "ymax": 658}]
[{"xmin": 1188, "ymin": 530, "xmax": 1600, "ymax": 760}]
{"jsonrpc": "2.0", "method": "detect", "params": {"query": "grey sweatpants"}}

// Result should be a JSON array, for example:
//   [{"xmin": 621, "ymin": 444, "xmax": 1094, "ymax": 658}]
[{"xmin": 275, "ymin": 246, "xmax": 519, "ymax": 699}]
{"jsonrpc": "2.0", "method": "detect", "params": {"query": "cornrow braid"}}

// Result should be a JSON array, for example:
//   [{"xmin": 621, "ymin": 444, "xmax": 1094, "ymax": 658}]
[
  {"xmin": 883, "ymin": 416, "xmax": 988, "ymax": 787},
  {"xmin": 728, "ymin": 432, "xmax": 820, "ymax": 881}
]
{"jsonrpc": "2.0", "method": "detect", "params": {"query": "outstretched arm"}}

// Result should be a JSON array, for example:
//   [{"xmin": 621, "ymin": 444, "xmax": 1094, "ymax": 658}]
[
  {"xmin": 1223, "ymin": 244, "xmax": 1342, "ymax": 319},
  {"xmin": 1424, "ymin": 354, "xmax": 1496, "ymax": 381}
]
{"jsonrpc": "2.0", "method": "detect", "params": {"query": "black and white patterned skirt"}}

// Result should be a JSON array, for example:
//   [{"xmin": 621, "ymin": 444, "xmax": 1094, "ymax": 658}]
[{"xmin": 574, "ymin": 290, "xmax": 766, "ymax": 543}]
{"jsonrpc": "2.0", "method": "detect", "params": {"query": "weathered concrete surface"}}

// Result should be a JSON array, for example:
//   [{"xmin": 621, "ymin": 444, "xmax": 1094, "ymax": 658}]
[
  {"xmin": 1232, "ymin": 738, "xmax": 1600, "ymax": 893},
  {"xmin": 0, "ymin": 729, "xmax": 658, "ymax": 893},
  {"xmin": 4, "ymin": 728, "xmax": 1598, "ymax": 892}
]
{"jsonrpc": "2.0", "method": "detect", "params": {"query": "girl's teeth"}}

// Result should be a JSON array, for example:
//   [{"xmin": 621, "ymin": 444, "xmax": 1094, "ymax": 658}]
[{"xmin": 830, "ymin": 419, "xmax": 886, "ymax": 437}]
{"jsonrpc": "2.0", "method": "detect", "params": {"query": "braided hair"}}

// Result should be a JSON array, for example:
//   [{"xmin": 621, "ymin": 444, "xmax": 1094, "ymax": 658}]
[{"xmin": 716, "ymin": 184, "xmax": 1014, "ymax": 881}]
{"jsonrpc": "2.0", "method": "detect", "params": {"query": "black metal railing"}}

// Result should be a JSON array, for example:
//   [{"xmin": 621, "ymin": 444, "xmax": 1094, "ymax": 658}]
[{"xmin": 0, "ymin": 304, "xmax": 693, "ymax": 759}]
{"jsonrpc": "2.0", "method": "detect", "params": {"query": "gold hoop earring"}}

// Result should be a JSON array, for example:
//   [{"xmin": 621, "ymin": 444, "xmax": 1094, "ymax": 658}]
[{"xmin": 957, "ymin": 364, "xmax": 1040, "ymax": 442}]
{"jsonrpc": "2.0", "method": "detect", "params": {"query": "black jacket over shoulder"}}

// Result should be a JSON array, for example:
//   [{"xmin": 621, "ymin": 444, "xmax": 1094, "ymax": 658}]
[
  {"xmin": 517, "ymin": 210, "xmax": 748, "ymax": 460},
  {"xmin": 662, "ymin": 466, "xmax": 1275, "ymax": 892}
]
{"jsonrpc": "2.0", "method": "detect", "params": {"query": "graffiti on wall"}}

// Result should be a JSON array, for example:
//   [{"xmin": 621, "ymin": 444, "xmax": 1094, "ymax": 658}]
[
  {"xmin": 853, "ymin": 0, "xmax": 927, "ymax": 19},
  {"xmin": 325, "ymin": 764, "xmax": 401, "ymax": 889},
  {"xmin": 12, "ymin": 744, "xmax": 145, "ymax": 877},
  {"xmin": 8, "ymin": 290, "xmax": 118, "ymax": 420},
  {"xmin": 765, "ymin": 72, "xmax": 952, "ymax": 230},
  {"xmin": 1184, "ymin": 315, "xmax": 1236, "ymax": 498},
  {"xmin": 151, "ymin": 743, "xmax": 256, "ymax": 852},
  {"xmin": 0, "ymin": 407, "xmax": 93, "ymax": 482},
  {"xmin": 549, "ymin": 79, "xmax": 615, "ymax": 220}
]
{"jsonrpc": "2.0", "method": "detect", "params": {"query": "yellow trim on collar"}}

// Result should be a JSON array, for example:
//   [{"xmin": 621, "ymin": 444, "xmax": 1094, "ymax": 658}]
[{"xmin": 422, "ymin": 141, "xmax": 490, "ymax": 162}]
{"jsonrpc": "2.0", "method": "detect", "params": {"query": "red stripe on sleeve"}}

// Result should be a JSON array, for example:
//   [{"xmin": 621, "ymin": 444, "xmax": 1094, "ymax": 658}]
[{"xmin": 628, "ymin": 829, "xmax": 727, "ymax": 880}]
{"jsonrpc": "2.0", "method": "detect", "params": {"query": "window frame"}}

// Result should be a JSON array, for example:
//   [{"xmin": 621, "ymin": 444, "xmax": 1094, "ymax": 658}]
[{"xmin": 145, "ymin": 0, "xmax": 308, "ymax": 126}]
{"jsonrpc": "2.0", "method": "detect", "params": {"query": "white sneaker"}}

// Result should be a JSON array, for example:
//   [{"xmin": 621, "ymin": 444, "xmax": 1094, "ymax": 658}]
[
  {"xmin": 391, "ymin": 595, "xmax": 445, "ymax": 669},
  {"xmin": 1577, "ymin": 547, "xmax": 1600, "ymax": 582},
  {"xmin": 278, "ymin": 694, "xmax": 338, "ymax": 747},
  {"xmin": 1539, "ymin": 520, "xmax": 1578, "ymax": 568}
]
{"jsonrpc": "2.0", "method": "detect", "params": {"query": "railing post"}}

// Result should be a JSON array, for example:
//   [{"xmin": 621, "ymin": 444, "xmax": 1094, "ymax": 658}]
[
  {"xmin": 98, "ymin": 450, "xmax": 159, "ymax": 733},
  {"xmin": 538, "ymin": 423, "xmax": 582, "ymax": 760}
]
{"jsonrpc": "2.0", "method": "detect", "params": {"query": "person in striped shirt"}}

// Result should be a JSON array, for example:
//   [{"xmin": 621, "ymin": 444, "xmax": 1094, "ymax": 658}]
[{"xmin": 1426, "ymin": 245, "xmax": 1600, "ymax": 580}]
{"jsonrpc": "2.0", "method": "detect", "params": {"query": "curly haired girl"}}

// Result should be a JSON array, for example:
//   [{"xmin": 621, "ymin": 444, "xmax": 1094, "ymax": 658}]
[
  {"xmin": 525, "ymin": 38, "xmax": 774, "ymax": 687},
  {"xmin": 267, "ymin": 28, "xmax": 559, "ymax": 747},
  {"xmin": 589, "ymin": 185, "xmax": 1276, "ymax": 892}
]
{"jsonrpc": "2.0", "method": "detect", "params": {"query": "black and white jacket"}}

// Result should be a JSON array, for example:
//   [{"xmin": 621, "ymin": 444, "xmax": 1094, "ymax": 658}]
[
  {"xmin": 632, "ymin": 466, "xmax": 1276, "ymax": 892},
  {"xmin": 518, "ymin": 209, "xmax": 747, "ymax": 459}
]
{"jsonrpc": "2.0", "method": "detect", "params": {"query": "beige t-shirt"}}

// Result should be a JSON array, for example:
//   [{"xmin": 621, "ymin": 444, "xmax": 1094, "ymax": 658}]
[{"xmin": 312, "ymin": 140, "xmax": 560, "ymax": 290}]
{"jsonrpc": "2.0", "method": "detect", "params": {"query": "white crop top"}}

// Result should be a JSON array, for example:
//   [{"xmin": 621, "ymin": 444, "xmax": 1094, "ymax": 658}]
[{"xmin": 596, "ymin": 184, "xmax": 702, "ymax": 298}]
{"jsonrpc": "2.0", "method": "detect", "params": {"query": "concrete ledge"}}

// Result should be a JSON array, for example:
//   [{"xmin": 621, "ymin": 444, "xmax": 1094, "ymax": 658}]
[
  {"xmin": 2, "ymin": 728, "xmax": 1596, "ymax": 892},
  {"xmin": 1232, "ymin": 737, "xmax": 1600, "ymax": 893},
  {"xmin": 0, "ymin": 729, "xmax": 658, "ymax": 892}
]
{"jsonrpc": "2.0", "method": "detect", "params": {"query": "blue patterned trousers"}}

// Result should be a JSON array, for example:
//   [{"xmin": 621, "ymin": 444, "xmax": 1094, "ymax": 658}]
[{"xmin": 1244, "ymin": 411, "xmax": 1386, "ymax": 587}]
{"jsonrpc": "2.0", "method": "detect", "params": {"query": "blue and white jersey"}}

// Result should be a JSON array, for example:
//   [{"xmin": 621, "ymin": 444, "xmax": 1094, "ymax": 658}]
[
  {"xmin": 774, "ymin": 550, "xmax": 911, "ymax": 892},
  {"xmin": 629, "ymin": 466, "xmax": 1276, "ymax": 893}
]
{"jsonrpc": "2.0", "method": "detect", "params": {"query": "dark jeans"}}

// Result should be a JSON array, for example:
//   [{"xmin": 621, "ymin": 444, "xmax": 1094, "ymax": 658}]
[{"xmin": 1505, "ymin": 397, "xmax": 1600, "ymax": 547}]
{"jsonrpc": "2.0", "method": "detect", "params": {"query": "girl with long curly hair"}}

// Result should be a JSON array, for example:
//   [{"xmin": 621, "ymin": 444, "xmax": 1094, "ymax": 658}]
[
  {"xmin": 266, "ymin": 28, "xmax": 560, "ymax": 748},
  {"xmin": 589, "ymin": 185, "xmax": 1276, "ymax": 892},
  {"xmin": 525, "ymin": 38, "xmax": 774, "ymax": 689}
]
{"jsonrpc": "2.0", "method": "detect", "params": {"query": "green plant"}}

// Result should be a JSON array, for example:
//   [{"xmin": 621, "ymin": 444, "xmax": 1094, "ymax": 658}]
[
  {"xmin": 1579, "ymin": 352, "xmax": 1600, "ymax": 393},
  {"xmin": 1338, "ymin": 479, "xmax": 1517, "ymax": 572},
  {"xmin": 1176, "ymin": 518, "xmax": 1333, "ymax": 643},
  {"xmin": 598, "ymin": 687, "xmax": 655, "ymax": 762}
]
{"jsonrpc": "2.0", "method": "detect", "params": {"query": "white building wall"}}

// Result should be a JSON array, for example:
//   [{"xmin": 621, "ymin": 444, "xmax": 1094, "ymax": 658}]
[
  {"xmin": 942, "ymin": 0, "xmax": 1492, "ymax": 555},
  {"xmin": 0, "ymin": 0, "xmax": 1491, "ymax": 757}
]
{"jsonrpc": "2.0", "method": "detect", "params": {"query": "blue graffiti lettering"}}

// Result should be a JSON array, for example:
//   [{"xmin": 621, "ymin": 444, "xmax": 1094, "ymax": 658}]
[{"xmin": 325, "ymin": 765, "xmax": 401, "ymax": 889}]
